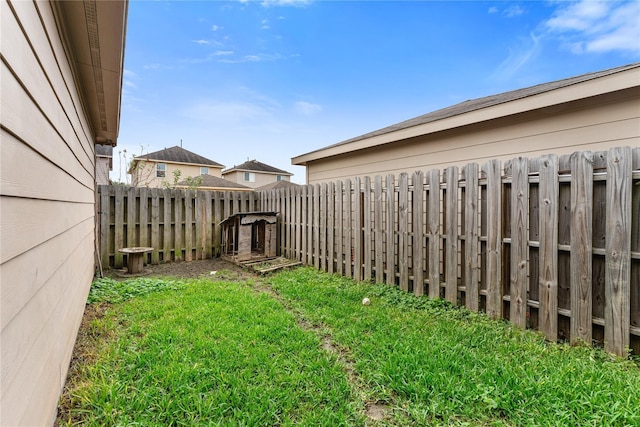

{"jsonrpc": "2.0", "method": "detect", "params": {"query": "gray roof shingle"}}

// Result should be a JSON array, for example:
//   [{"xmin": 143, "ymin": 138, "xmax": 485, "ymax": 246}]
[
  {"xmin": 135, "ymin": 146, "xmax": 224, "ymax": 167},
  {"xmin": 223, "ymin": 159, "xmax": 292, "ymax": 175}
]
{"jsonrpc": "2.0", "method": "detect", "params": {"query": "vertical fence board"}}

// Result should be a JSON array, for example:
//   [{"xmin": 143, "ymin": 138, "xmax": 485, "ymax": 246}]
[
  {"xmin": 205, "ymin": 191, "xmax": 212, "ymax": 259},
  {"xmin": 99, "ymin": 186, "xmax": 111, "ymax": 269},
  {"xmin": 398, "ymin": 173, "xmax": 409, "ymax": 291},
  {"xmin": 212, "ymin": 192, "xmax": 222, "ymax": 257},
  {"xmin": 484, "ymin": 160, "xmax": 502, "ymax": 319},
  {"xmin": 302, "ymin": 186, "xmax": 309, "ymax": 264},
  {"xmin": 164, "ymin": 190, "xmax": 174, "ymax": 261},
  {"xmin": 313, "ymin": 184, "xmax": 321, "ymax": 269},
  {"xmin": 174, "ymin": 189, "xmax": 183, "ymax": 261},
  {"xmin": 328, "ymin": 182, "xmax": 335, "ymax": 273},
  {"xmin": 336, "ymin": 181, "xmax": 344, "ymax": 274},
  {"xmin": 570, "ymin": 151, "xmax": 594, "ymax": 345},
  {"xmin": 427, "ymin": 169, "xmax": 441, "ymax": 299},
  {"xmin": 353, "ymin": 178, "xmax": 362, "ymax": 281},
  {"xmin": 184, "ymin": 190, "xmax": 193, "ymax": 262},
  {"xmin": 385, "ymin": 175, "xmax": 395, "ymax": 286},
  {"xmin": 320, "ymin": 184, "xmax": 327, "ymax": 271},
  {"xmin": 510, "ymin": 158, "xmax": 529, "ymax": 327},
  {"xmin": 295, "ymin": 187, "xmax": 302, "ymax": 261},
  {"xmin": 539, "ymin": 155, "xmax": 559, "ymax": 341},
  {"xmin": 363, "ymin": 177, "xmax": 372, "ymax": 281},
  {"xmin": 126, "ymin": 187, "xmax": 137, "ymax": 248},
  {"xmin": 413, "ymin": 171, "xmax": 424, "ymax": 296},
  {"xmin": 374, "ymin": 176, "xmax": 384, "ymax": 284},
  {"xmin": 345, "ymin": 179, "xmax": 353, "ymax": 278},
  {"xmin": 306, "ymin": 186, "xmax": 314, "ymax": 266},
  {"xmin": 445, "ymin": 167, "xmax": 459, "ymax": 304},
  {"xmin": 463, "ymin": 164, "xmax": 479, "ymax": 311},
  {"xmin": 150, "ymin": 188, "xmax": 161, "ymax": 264},
  {"xmin": 605, "ymin": 147, "xmax": 632, "ymax": 356},
  {"xmin": 114, "ymin": 186, "xmax": 125, "ymax": 267}
]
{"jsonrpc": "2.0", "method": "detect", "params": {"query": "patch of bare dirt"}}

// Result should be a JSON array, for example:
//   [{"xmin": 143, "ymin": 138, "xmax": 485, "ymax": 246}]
[{"xmin": 103, "ymin": 258, "xmax": 255, "ymax": 280}]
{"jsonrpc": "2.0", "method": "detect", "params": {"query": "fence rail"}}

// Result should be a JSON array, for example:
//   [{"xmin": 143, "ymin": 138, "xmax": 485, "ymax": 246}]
[
  {"xmin": 260, "ymin": 147, "xmax": 640, "ymax": 356},
  {"xmin": 98, "ymin": 146, "xmax": 639, "ymax": 356}
]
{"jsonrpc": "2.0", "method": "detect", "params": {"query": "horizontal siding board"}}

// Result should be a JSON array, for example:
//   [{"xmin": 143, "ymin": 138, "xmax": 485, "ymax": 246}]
[
  {"xmin": 0, "ymin": 63, "xmax": 94, "ymax": 189},
  {"xmin": 0, "ymin": 131, "xmax": 93, "ymax": 202},
  {"xmin": 1, "ymin": 230, "xmax": 93, "ymax": 420},
  {"xmin": 0, "ymin": 198, "xmax": 94, "ymax": 264},
  {"xmin": 6, "ymin": 0, "xmax": 94, "ymax": 171},
  {"xmin": 0, "ymin": 218, "xmax": 93, "ymax": 328}
]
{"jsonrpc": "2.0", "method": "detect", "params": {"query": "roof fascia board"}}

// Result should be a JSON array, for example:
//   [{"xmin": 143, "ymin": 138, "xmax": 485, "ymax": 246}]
[
  {"xmin": 222, "ymin": 168, "xmax": 292, "ymax": 176},
  {"xmin": 292, "ymin": 68, "xmax": 639, "ymax": 165}
]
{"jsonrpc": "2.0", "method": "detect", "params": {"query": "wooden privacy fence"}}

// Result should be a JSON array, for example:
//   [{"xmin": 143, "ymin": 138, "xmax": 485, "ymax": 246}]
[
  {"xmin": 98, "ymin": 186, "xmax": 260, "ymax": 269},
  {"xmin": 260, "ymin": 147, "xmax": 640, "ymax": 356}
]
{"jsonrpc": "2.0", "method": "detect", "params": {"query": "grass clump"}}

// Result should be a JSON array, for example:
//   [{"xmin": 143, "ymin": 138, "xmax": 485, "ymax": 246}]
[
  {"xmin": 87, "ymin": 277, "xmax": 186, "ymax": 303},
  {"xmin": 268, "ymin": 267, "xmax": 640, "ymax": 426}
]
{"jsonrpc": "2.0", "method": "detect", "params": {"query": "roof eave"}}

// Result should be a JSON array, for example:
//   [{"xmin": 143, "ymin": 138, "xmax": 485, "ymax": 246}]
[
  {"xmin": 291, "ymin": 67, "xmax": 639, "ymax": 165},
  {"xmin": 55, "ymin": 0, "xmax": 128, "ymax": 147}
]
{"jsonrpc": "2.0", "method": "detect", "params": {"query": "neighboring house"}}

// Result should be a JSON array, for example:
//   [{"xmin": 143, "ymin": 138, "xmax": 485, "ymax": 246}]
[
  {"xmin": 1, "ymin": 1, "xmax": 126, "ymax": 426},
  {"xmin": 222, "ymin": 159, "xmax": 293, "ymax": 189},
  {"xmin": 96, "ymin": 144, "xmax": 114, "ymax": 185},
  {"xmin": 176, "ymin": 174, "xmax": 253, "ymax": 192},
  {"xmin": 292, "ymin": 62, "xmax": 640, "ymax": 184},
  {"xmin": 130, "ymin": 145, "xmax": 224, "ymax": 188}
]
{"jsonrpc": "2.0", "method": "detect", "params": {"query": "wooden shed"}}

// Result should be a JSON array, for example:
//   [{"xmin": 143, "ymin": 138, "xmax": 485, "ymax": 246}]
[{"xmin": 220, "ymin": 212, "xmax": 278, "ymax": 261}]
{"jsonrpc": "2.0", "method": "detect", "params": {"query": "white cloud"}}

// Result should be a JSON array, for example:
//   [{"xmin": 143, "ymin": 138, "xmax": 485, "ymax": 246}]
[
  {"xmin": 294, "ymin": 101, "xmax": 323, "ymax": 116},
  {"xmin": 261, "ymin": 19, "xmax": 270, "ymax": 29},
  {"xmin": 503, "ymin": 5, "xmax": 525, "ymax": 18},
  {"xmin": 218, "ymin": 53, "xmax": 282, "ymax": 63},
  {"xmin": 192, "ymin": 39, "xmax": 210, "ymax": 45},
  {"xmin": 493, "ymin": 32, "xmax": 542, "ymax": 80},
  {"xmin": 488, "ymin": 6, "xmax": 498, "ymax": 14},
  {"xmin": 211, "ymin": 25, "xmax": 223, "ymax": 31},
  {"xmin": 260, "ymin": 0, "xmax": 312, "ymax": 7},
  {"xmin": 545, "ymin": 0, "xmax": 640, "ymax": 54}
]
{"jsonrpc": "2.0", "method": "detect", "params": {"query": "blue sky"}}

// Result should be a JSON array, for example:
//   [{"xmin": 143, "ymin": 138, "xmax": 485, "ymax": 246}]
[{"xmin": 115, "ymin": 0, "xmax": 640, "ymax": 183}]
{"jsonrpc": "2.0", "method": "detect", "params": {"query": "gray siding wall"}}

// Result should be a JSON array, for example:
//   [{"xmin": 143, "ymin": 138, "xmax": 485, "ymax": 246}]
[{"xmin": 1, "ymin": 1, "xmax": 96, "ymax": 425}]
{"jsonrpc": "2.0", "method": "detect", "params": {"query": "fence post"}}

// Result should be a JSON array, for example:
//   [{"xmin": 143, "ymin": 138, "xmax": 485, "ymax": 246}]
[
  {"xmin": 605, "ymin": 146, "xmax": 632, "ymax": 356},
  {"xmin": 345, "ymin": 179, "xmax": 353, "ymax": 278},
  {"xmin": 320, "ymin": 184, "xmax": 327, "ymax": 271},
  {"xmin": 363, "ymin": 176, "xmax": 372, "ymax": 281}
]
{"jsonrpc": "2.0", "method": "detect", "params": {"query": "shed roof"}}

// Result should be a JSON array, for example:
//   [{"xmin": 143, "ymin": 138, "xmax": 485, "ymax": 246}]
[
  {"xmin": 292, "ymin": 62, "xmax": 640, "ymax": 165},
  {"xmin": 223, "ymin": 159, "xmax": 292, "ymax": 175},
  {"xmin": 134, "ymin": 146, "xmax": 224, "ymax": 167}
]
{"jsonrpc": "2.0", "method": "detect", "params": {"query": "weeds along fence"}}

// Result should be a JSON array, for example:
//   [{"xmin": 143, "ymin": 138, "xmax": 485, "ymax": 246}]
[
  {"xmin": 98, "ymin": 186, "xmax": 260, "ymax": 268},
  {"xmin": 260, "ymin": 147, "xmax": 640, "ymax": 356}
]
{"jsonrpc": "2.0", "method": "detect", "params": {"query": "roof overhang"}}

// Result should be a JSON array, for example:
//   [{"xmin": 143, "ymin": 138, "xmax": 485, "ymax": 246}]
[
  {"xmin": 54, "ymin": 0, "xmax": 128, "ymax": 147},
  {"xmin": 292, "ymin": 65, "xmax": 640, "ymax": 166}
]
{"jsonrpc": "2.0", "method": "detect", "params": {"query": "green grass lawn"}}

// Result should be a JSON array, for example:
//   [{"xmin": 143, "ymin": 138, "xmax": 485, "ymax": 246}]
[{"xmin": 59, "ymin": 268, "xmax": 640, "ymax": 426}]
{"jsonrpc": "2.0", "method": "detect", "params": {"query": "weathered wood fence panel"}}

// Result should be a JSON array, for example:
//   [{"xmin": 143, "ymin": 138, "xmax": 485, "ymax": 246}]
[
  {"xmin": 98, "ymin": 186, "xmax": 259, "ymax": 268},
  {"xmin": 261, "ymin": 147, "xmax": 639, "ymax": 356}
]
